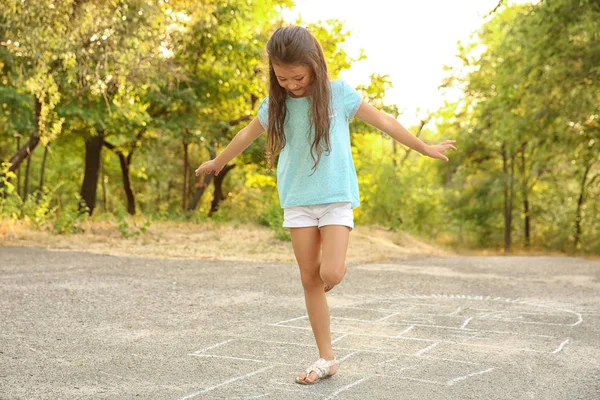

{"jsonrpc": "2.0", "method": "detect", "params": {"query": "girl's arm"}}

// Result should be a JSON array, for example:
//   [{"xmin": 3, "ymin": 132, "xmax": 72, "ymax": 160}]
[
  {"xmin": 354, "ymin": 102, "xmax": 456, "ymax": 162},
  {"xmin": 195, "ymin": 117, "xmax": 265, "ymax": 176}
]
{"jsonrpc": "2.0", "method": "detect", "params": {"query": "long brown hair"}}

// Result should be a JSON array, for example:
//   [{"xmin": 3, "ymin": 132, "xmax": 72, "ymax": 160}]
[{"xmin": 265, "ymin": 26, "xmax": 331, "ymax": 171}]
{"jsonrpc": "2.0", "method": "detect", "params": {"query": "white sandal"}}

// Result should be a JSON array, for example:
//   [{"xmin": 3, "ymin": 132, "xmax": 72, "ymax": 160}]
[{"xmin": 295, "ymin": 357, "xmax": 338, "ymax": 384}]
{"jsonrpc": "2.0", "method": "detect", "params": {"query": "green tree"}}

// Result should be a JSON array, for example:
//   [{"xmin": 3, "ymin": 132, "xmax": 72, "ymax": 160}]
[{"xmin": 440, "ymin": 0, "xmax": 600, "ymax": 252}]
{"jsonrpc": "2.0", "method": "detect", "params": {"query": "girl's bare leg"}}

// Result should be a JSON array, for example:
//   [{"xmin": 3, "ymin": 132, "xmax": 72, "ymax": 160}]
[
  {"xmin": 319, "ymin": 225, "xmax": 351, "ymax": 291},
  {"xmin": 290, "ymin": 227, "xmax": 337, "ymax": 383}
]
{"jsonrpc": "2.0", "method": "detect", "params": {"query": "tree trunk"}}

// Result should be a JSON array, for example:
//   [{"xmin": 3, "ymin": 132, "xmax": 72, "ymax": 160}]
[
  {"xmin": 520, "ymin": 148, "xmax": 530, "ymax": 248},
  {"xmin": 3, "ymin": 97, "xmax": 42, "ymax": 193},
  {"xmin": 209, "ymin": 164, "xmax": 235, "ymax": 216},
  {"xmin": 7, "ymin": 98, "xmax": 42, "ymax": 175},
  {"xmin": 120, "ymin": 152, "xmax": 136, "ymax": 215},
  {"xmin": 38, "ymin": 144, "xmax": 49, "ymax": 197},
  {"xmin": 24, "ymin": 147, "xmax": 32, "ymax": 199},
  {"xmin": 508, "ymin": 152, "xmax": 515, "ymax": 252},
  {"xmin": 186, "ymin": 116, "xmax": 250, "ymax": 214},
  {"xmin": 187, "ymin": 148, "xmax": 217, "ymax": 212},
  {"xmin": 15, "ymin": 135, "xmax": 21, "ymax": 196},
  {"xmin": 187, "ymin": 174, "xmax": 214, "ymax": 212},
  {"xmin": 166, "ymin": 181, "xmax": 173, "ymax": 205},
  {"xmin": 573, "ymin": 161, "xmax": 597, "ymax": 249},
  {"xmin": 103, "ymin": 141, "xmax": 137, "ymax": 215},
  {"xmin": 156, "ymin": 179, "xmax": 161, "ymax": 212},
  {"xmin": 80, "ymin": 133, "xmax": 104, "ymax": 215},
  {"xmin": 182, "ymin": 133, "xmax": 190, "ymax": 211},
  {"xmin": 502, "ymin": 142, "xmax": 514, "ymax": 253},
  {"xmin": 101, "ymin": 156, "xmax": 107, "ymax": 212},
  {"xmin": 523, "ymin": 196, "xmax": 530, "ymax": 248}
]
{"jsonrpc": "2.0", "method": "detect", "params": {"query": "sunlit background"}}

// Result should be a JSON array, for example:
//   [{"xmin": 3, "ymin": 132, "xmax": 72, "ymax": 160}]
[
  {"xmin": 285, "ymin": 0, "xmax": 534, "ymax": 126},
  {"xmin": 1, "ymin": 0, "xmax": 598, "ymax": 255}
]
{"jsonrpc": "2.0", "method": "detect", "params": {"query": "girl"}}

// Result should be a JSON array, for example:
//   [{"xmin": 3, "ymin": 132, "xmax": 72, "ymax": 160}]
[{"xmin": 195, "ymin": 26, "xmax": 457, "ymax": 385}]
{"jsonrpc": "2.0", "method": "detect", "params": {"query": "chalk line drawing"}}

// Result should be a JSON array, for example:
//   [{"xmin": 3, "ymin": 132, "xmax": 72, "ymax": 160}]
[{"xmin": 183, "ymin": 293, "xmax": 585, "ymax": 398}]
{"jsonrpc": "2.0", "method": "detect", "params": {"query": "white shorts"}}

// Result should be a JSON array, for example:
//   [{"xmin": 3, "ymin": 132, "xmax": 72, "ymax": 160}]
[{"xmin": 283, "ymin": 202, "xmax": 354, "ymax": 230}]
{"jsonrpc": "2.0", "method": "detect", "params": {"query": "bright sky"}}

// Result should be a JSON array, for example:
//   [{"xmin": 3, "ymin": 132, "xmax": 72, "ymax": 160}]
[{"xmin": 284, "ymin": 0, "xmax": 530, "ymax": 127}]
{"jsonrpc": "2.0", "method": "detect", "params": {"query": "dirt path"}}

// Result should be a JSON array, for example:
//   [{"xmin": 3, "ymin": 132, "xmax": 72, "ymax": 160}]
[{"xmin": 0, "ymin": 221, "xmax": 449, "ymax": 263}]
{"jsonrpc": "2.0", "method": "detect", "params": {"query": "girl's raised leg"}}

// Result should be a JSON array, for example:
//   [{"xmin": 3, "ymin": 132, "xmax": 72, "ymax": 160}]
[
  {"xmin": 319, "ymin": 225, "xmax": 351, "ymax": 291},
  {"xmin": 290, "ymin": 227, "xmax": 337, "ymax": 383}
]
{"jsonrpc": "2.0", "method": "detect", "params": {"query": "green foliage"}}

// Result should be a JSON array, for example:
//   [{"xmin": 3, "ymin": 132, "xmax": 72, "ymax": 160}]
[
  {"xmin": 0, "ymin": 177, "xmax": 88, "ymax": 234},
  {"xmin": 2, "ymin": 0, "xmax": 598, "ymax": 254},
  {"xmin": 436, "ymin": 0, "xmax": 600, "ymax": 253},
  {"xmin": 0, "ymin": 162, "xmax": 19, "ymax": 218},
  {"xmin": 352, "ymin": 130, "xmax": 449, "ymax": 239},
  {"xmin": 258, "ymin": 203, "xmax": 290, "ymax": 241},
  {"xmin": 51, "ymin": 195, "xmax": 88, "ymax": 234},
  {"xmin": 114, "ymin": 207, "xmax": 152, "ymax": 238}
]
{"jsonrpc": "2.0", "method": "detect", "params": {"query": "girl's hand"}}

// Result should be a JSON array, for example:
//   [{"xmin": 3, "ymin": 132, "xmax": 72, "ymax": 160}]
[
  {"xmin": 195, "ymin": 159, "xmax": 224, "ymax": 176},
  {"xmin": 423, "ymin": 140, "xmax": 457, "ymax": 162}
]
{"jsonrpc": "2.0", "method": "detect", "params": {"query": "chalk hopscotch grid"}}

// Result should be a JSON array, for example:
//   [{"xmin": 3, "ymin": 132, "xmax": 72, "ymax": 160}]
[
  {"xmin": 270, "ymin": 319, "xmax": 570, "ymax": 354},
  {"xmin": 180, "ymin": 294, "xmax": 583, "ymax": 399},
  {"xmin": 182, "ymin": 335, "xmax": 495, "ymax": 398}
]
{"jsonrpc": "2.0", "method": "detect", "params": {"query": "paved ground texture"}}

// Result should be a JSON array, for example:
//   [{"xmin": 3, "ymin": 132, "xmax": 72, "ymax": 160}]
[{"xmin": 1, "ymin": 246, "xmax": 599, "ymax": 399}]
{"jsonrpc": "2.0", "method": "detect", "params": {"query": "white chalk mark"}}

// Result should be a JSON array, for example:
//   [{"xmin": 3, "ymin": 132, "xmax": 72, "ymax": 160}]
[
  {"xmin": 551, "ymin": 339, "xmax": 569, "ymax": 354},
  {"xmin": 377, "ymin": 364, "xmax": 417, "ymax": 376},
  {"xmin": 415, "ymin": 342, "xmax": 440, "ymax": 356},
  {"xmin": 492, "ymin": 318, "xmax": 583, "ymax": 327},
  {"xmin": 387, "ymin": 376, "xmax": 444, "ymax": 385},
  {"xmin": 226, "ymin": 335, "xmax": 477, "ymax": 364},
  {"xmin": 189, "ymin": 354, "xmax": 269, "ymax": 363},
  {"xmin": 332, "ymin": 316, "xmax": 386, "ymax": 324},
  {"xmin": 470, "ymin": 307, "xmax": 495, "ymax": 312},
  {"xmin": 340, "ymin": 303, "xmax": 441, "ymax": 314},
  {"xmin": 268, "ymin": 323, "xmax": 311, "ymax": 331},
  {"xmin": 460, "ymin": 317, "xmax": 473, "ymax": 329},
  {"xmin": 447, "ymin": 368, "xmax": 495, "ymax": 386},
  {"xmin": 376, "ymin": 357, "xmax": 398, "ymax": 366},
  {"xmin": 395, "ymin": 325, "xmax": 414, "ymax": 337},
  {"xmin": 192, "ymin": 339, "xmax": 234, "ymax": 354},
  {"xmin": 389, "ymin": 294, "xmax": 584, "ymax": 324},
  {"xmin": 273, "ymin": 315, "xmax": 309, "ymax": 325},
  {"xmin": 270, "ymin": 323, "xmax": 553, "ymax": 353},
  {"xmin": 418, "ymin": 355, "xmax": 479, "ymax": 365},
  {"xmin": 377, "ymin": 312, "xmax": 403, "ymax": 322},
  {"xmin": 375, "ymin": 360, "xmax": 418, "ymax": 372},
  {"xmin": 272, "ymin": 323, "xmax": 436, "ymax": 343},
  {"xmin": 337, "ymin": 351, "xmax": 360, "ymax": 363},
  {"xmin": 324, "ymin": 377, "xmax": 368, "ymax": 399},
  {"xmin": 227, "ymin": 395, "xmax": 268, "ymax": 400},
  {"xmin": 229, "ymin": 337, "xmax": 316, "ymax": 348},
  {"xmin": 398, "ymin": 365, "xmax": 418, "ymax": 372},
  {"xmin": 331, "ymin": 334, "xmax": 348, "ymax": 344},
  {"xmin": 178, "ymin": 365, "xmax": 275, "ymax": 400},
  {"xmin": 329, "ymin": 302, "xmax": 583, "ymax": 326},
  {"xmin": 300, "ymin": 314, "xmax": 557, "ymax": 338},
  {"xmin": 99, "ymin": 371, "xmax": 125, "ymax": 379},
  {"xmin": 570, "ymin": 313, "xmax": 583, "ymax": 327},
  {"xmin": 446, "ymin": 307, "xmax": 462, "ymax": 316}
]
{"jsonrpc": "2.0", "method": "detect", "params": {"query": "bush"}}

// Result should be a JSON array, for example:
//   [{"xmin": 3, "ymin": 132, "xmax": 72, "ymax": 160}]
[{"xmin": 258, "ymin": 203, "xmax": 290, "ymax": 241}]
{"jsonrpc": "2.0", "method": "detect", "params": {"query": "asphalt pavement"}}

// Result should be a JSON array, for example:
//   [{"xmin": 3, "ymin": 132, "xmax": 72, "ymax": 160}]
[{"xmin": 1, "ymin": 246, "xmax": 599, "ymax": 399}]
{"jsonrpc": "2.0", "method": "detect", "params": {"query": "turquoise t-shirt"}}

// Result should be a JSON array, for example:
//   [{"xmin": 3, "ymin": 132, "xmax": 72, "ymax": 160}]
[{"xmin": 257, "ymin": 80, "xmax": 362, "ymax": 209}]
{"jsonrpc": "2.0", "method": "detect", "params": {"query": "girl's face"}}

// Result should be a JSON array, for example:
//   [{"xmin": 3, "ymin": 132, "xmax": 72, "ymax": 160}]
[{"xmin": 272, "ymin": 63, "xmax": 312, "ymax": 98}]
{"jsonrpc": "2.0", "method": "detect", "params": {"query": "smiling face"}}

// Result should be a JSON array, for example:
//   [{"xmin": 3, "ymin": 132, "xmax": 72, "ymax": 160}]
[{"xmin": 272, "ymin": 63, "xmax": 313, "ymax": 98}]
